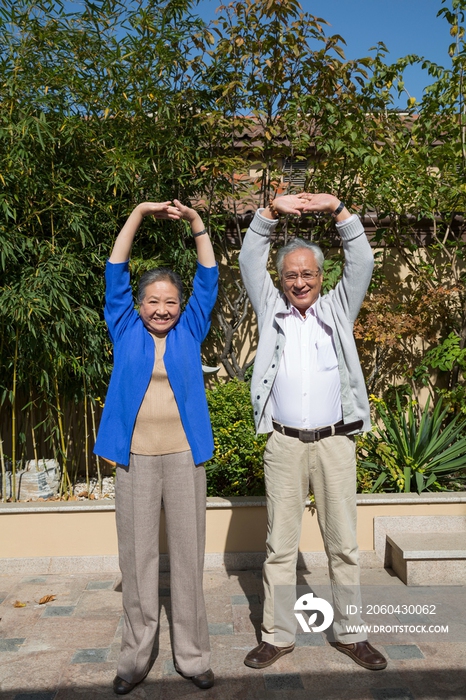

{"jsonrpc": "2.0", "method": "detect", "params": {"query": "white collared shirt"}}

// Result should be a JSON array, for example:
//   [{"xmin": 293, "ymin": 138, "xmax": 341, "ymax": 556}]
[{"xmin": 270, "ymin": 300, "xmax": 342, "ymax": 429}]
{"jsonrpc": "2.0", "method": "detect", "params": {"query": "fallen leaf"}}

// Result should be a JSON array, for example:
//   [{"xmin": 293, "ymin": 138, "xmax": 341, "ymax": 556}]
[
  {"xmin": 13, "ymin": 600, "xmax": 27, "ymax": 608},
  {"xmin": 38, "ymin": 594, "xmax": 56, "ymax": 605}
]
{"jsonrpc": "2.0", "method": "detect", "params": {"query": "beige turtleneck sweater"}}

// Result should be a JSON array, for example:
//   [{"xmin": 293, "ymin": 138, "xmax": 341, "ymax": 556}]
[{"xmin": 130, "ymin": 334, "xmax": 189, "ymax": 455}]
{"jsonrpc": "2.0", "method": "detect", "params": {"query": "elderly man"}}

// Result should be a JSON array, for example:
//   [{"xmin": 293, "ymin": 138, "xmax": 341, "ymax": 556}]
[{"xmin": 238, "ymin": 192, "xmax": 386, "ymax": 671}]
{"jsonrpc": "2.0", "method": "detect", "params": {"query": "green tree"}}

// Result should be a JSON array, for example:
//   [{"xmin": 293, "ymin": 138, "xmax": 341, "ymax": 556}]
[
  {"xmin": 1, "ymin": 0, "xmax": 465, "ymax": 498},
  {"xmin": 189, "ymin": 0, "xmax": 396, "ymax": 377},
  {"xmin": 0, "ymin": 0, "xmax": 213, "ymax": 496},
  {"xmin": 351, "ymin": 0, "xmax": 466, "ymax": 402}
]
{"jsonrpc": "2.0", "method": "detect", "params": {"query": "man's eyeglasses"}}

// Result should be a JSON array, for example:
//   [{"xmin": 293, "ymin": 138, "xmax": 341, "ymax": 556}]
[{"xmin": 282, "ymin": 271, "xmax": 321, "ymax": 282}]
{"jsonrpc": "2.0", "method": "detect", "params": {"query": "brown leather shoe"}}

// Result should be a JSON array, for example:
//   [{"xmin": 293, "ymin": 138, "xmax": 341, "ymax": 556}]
[
  {"xmin": 189, "ymin": 669, "xmax": 214, "ymax": 689},
  {"xmin": 244, "ymin": 641, "xmax": 295, "ymax": 669},
  {"xmin": 333, "ymin": 640, "xmax": 387, "ymax": 670},
  {"xmin": 113, "ymin": 675, "xmax": 138, "ymax": 695}
]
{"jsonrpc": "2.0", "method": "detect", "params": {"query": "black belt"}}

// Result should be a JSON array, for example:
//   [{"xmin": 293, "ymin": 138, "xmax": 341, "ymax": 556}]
[{"xmin": 272, "ymin": 419, "xmax": 363, "ymax": 443}]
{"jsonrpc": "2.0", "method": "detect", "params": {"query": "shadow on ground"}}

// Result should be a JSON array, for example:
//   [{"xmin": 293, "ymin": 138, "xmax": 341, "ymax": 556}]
[{"xmin": 2, "ymin": 667, "xmax": 466, "ymax": 700}]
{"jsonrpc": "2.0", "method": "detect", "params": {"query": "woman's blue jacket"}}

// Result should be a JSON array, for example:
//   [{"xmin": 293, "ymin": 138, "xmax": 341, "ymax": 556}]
[{"xmin": 93, "ymin": 259, "xmax": 219, "ymax": 466}]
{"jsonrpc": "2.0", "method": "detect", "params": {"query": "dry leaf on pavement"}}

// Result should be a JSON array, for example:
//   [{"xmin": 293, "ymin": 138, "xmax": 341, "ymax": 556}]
[{"xmin": 38, "ymin": 594, "xmax": 57, "ymax": 605}]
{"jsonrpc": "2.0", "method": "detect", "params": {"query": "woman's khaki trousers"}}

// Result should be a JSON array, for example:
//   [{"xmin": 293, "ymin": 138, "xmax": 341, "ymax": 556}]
[{"xmin": 115, "ymin": 451, "xmax": 210, "ymax": 683}]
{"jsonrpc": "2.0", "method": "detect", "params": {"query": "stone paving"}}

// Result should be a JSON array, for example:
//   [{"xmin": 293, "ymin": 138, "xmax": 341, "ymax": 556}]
[{"xmin": 0, "ymin": 565, "xmax": 465, "ymax": 699}]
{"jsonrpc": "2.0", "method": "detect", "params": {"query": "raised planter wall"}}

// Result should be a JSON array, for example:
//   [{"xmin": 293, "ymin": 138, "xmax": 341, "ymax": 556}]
[{"xmin": 1, "ymin": 493, "xmax": 466, "ymax": 574}]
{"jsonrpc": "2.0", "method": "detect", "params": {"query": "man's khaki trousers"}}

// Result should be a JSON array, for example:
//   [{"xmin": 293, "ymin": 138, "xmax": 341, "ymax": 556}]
[
  {"xmin": 115, "ymin": 451, "xmax": 211, "ymax": 683},
  {"xmin": 261, "ymin": 430, "xmax": 366, "ymax": 646}
]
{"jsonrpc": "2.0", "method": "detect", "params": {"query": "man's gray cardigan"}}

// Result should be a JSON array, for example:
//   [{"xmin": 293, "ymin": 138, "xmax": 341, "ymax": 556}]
[{"xmin": 238, "ymin": 210, "xmax": 374, "ymax": 435}]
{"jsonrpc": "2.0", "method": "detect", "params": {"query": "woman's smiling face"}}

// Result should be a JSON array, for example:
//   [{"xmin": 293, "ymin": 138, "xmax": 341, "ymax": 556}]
[{"xmin": 139, "ymin": 279, "xmax": 181, "ymax": 335}]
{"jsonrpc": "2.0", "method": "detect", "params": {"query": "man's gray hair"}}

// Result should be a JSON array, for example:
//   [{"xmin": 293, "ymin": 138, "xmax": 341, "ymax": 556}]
[
  {"xmin": 137, "ymin": 267, "xmax": 184, "ymax": 304},
  {"xmin": 276, "ymin": 238, "xmax": 325, "ymax": 276}
]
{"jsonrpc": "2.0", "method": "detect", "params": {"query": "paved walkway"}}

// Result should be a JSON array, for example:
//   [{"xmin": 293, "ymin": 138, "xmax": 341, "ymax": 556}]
[{"xmin": 0, "ymin": 565, "xmax": 465, "ymax": 699}]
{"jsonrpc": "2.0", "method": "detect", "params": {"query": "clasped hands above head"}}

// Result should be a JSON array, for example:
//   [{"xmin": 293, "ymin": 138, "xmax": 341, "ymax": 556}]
[
  {"xmin": 135, "ymin": 199, "xmax": 201, "ymax": 223},
  {"xmin": 268, "ymin": 192, "xmax": 344, "ymax": 218}
]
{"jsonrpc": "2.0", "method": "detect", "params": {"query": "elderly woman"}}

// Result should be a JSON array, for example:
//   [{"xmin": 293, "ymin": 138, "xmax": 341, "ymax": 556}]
[{"xmin": 94, "ymin": 200, "xmax": 218, "ymax": 695}]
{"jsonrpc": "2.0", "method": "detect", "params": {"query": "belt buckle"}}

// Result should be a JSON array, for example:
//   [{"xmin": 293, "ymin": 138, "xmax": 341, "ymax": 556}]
[{"xmin": 299, "ymin": 429, "xmax": 318, "ymax": 443}]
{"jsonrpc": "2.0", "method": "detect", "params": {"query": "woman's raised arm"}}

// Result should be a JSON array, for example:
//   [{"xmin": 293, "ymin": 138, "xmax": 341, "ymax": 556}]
[
  {"xmin": 173, "ymin": 199, "xmax": 216, "ymax": 268},
  {"xmin": 108, "ymin": 202, "xmax": 182, "ymax": 263}
]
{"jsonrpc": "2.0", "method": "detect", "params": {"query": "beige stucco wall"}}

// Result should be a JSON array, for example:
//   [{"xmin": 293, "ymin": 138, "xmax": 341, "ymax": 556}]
[
  {"xmin": 1, "ymin": 495, "xmax": 465, "ymax": 559},
  {"xmin": 0, "ymin": 510, "xmax": 119, "ymax": 558}
]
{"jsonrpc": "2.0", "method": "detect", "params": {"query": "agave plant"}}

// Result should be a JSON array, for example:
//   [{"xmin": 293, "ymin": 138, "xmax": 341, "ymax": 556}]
[{"xmin": 358, "ymin": 393, "xmax": 466, "ymax": 493}]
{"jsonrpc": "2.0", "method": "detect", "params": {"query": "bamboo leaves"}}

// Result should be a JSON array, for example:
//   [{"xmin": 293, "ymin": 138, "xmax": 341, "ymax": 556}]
[{"xmin": 0, "ymin": 0, "xmax": 212, "ymax": 496}]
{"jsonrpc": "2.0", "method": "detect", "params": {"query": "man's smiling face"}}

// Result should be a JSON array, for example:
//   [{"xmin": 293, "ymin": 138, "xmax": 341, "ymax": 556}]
[{"xmin": 280, "ymin": 249, "xmax": 323, "ymax": 316}]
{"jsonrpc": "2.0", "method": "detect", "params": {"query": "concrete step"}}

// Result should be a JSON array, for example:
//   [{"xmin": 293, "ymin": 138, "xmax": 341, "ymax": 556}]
[{"xmin": 386, "ymin": 531, "xmax": 466, "ymax": 586}]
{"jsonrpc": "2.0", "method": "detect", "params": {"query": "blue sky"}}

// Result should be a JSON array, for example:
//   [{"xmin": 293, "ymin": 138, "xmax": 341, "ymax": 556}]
[{"xmin": 195, "ymin": 0, "xmax": 454, "ymax": 107}]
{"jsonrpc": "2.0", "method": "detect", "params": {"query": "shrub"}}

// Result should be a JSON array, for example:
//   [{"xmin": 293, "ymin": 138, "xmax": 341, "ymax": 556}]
[
  {"xmin": 357, "ymin": 392, "xmax": 466, "ymax": 493},
  {"xmin": 205, "ymin": 379, "xmax": 266, "ymax": 496}
]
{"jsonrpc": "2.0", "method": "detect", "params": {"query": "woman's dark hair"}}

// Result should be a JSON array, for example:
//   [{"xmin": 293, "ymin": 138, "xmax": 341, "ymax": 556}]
[{"xmin": 137, "ymin": 267, "xmax": 184, "ymax": 305}]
